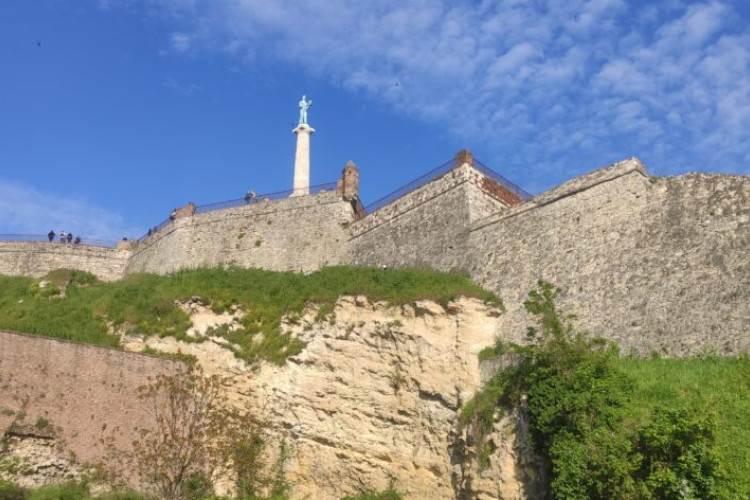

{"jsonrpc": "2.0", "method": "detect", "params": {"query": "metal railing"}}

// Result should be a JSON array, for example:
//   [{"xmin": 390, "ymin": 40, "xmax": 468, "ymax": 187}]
[
  {"xmin": 473, "ymin": 158, "xmax": 533, "ymax": 200},
  {"xmin": 364, "ymin": 159, "xmax": 456, "ymax": 214},
  {"xmin": 363, "ymin": 156, "xmax": 533, "ymax": 215},
  {"xmin": 0, "ymin": 234, "xmax": 118, "ymax": 248},
  {"xmin": 137, "ymin": 181, "xmax": 339, "ymax": 242},
  {"xmin": 194, "ymin": 182, "xmax": 338, "ymax": 214}
]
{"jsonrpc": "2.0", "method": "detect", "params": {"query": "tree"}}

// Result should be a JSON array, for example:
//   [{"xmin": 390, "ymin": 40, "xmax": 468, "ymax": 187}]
[{"xmin": 106, "ymin": 365, "xmax": 286, "ymax": 500}]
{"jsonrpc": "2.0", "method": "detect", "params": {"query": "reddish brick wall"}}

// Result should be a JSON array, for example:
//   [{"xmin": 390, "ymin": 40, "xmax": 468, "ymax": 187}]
[
  {"xmin": 480, "ymin": 177, "xmax": 524, "ymax": 206},
  {"xmin": 0, "ymin": 331, "xmax": 179, "ymax": 466}
]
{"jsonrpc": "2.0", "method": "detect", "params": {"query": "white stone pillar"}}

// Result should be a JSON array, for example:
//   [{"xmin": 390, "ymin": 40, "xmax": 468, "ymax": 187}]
[{"xmin": 292, "ymin": 123, "xmax": 315, "ymax": 196}]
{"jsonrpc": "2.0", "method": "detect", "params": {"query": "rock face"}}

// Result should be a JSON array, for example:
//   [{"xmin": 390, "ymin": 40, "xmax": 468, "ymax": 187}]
[
  {"xmin": 0, "ymin": 429, "xmax": 88, "ymax": 488},
  {"xmin": 457, "ymin": 401, "xmax": 548, "ymax": 500},
  {"xmin": 124, "ymin": 297, "xmax": 544, "ymax": 500}
]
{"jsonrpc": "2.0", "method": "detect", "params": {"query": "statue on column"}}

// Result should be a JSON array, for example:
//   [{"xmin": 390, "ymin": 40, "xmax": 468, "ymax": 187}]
[{"xmin": 299, "ymin": 95, "xmax": 312, "ymax": 125}]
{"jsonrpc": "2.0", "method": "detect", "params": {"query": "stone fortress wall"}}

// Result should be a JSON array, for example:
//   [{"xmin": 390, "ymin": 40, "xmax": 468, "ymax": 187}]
[
  {"xmin": 349, "ymin": 156, "xmax": 750, "ymax": 357},
  {"xmin": 466, "ymin": 160, "xmax": 750, "ymax": 356},
  {"xmin": 0, "ymin": 330, "xmax": 178, "ymax": 469},
  {"xmin": 0, "ymin": 152, "xmax": 749, "ymax": 356},
  {"xmin": 0, "ymin": 242, "xmax": 130, "ymax": 281},
  {"xmin": 350, "ymin": 150, "xmax": 525, "ymax": 272},
  {"xmin": 126, "ymin": 189, "xmax": 356, "ymax": 275}
]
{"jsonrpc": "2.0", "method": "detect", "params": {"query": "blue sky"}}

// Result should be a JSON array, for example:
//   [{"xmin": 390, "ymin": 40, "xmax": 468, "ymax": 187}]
[{"xmin": 1, "ymin": 0, "xmax": 749, "ymax": 240}]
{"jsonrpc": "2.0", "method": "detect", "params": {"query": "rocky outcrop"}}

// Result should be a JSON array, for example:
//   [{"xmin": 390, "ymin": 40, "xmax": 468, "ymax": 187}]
[
  {"xmin": 123, "ymin": 296, "xmax": 544, "ymax": 499},
  {"xmin": 0, "ymin": 426, "xmax": 88, "ymax": 489},
  {"xmin": 457, "ymin": 401, "xmax": 547, "ymax": 500}
]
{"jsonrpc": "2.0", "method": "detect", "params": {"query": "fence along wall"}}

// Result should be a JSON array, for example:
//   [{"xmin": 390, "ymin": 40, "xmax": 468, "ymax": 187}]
[
  {"xmin": 126, "ymin": 190, "xmax": 357, "ymax": 275},
  {"xmin": 0, "ymin": 242, "xmax": 130, "ymax": 281},
  {"xmin": 466, "ymin": 158, "xmax": 750, "ymax": 357},
  {"xmin": 350, "ymin": 162, "xmax": 513, "ymax": 271},
  {"xmin": 0, "ymin": 330, "xmax": 178, "ymax": 468}
]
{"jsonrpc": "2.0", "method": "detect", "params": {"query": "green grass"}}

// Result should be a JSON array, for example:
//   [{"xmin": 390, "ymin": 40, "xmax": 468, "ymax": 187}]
[
  {"xmin": 619, "ymin": 355, "xmax": 750, "ymax": 499},
  {"xmin": 0, "ymin": 266, "xmax": 499, "ymax": 365},
  {"xmin": 0, "ymin": 480, "xmax": 145, "ymax": 500},
  {"xmin": 341, "ymin": 486, "xmax": 403, "ymax": 500}
]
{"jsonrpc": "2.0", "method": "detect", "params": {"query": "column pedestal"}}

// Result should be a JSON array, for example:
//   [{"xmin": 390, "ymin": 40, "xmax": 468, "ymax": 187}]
[{"xmin": 292, "ymin": 124, "xmax": 315, "ymax": 196}]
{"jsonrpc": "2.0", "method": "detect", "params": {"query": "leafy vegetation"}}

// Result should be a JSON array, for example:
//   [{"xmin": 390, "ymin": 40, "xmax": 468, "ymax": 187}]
[
  {"xmin": 340, "ymin": 485, "xmax": 403, "ymax": 500},
  {"xmin": 0, "ymin": 266, "xmax": 499, "ymax": 365},
  {"xmin": 622, "ymin": 355, "xmax": 750, "ymax": 499},
  {"xmin": 462, "ymin": 281, "xmax": 726, "ymax": 499},
  {"xmin": 0, "ymin": 480, "xmax": 144, "ymax": 500},
  {"xmin": 96, "ymin": 365, "xmax": 288, "ymax": 500}
]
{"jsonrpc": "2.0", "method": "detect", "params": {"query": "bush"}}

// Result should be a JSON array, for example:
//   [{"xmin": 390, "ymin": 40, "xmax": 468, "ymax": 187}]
[
  {"xmin": 462, "ymin": 281, "xmax": 721, "ymax": 499},
  {"xmin": 634, "ymin": 407, "xmax": 719, "ymax": 499}
]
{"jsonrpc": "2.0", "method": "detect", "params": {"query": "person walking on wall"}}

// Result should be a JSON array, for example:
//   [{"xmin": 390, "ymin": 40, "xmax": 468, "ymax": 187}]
[
  {"xmin": 59, "ymin": 231, "xmax": 66, "ymax": 244},
  {"xmin": 47, "ymin": 230, "xmax": 55, "ymax": 242},
  {"xmin": 66, "ymin": 232, "xmax": 73, "ymax": 244}
]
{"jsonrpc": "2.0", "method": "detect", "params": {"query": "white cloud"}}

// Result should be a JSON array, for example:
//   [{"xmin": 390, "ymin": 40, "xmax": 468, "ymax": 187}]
[
  {"xmin": 170, "ymin": 32, "xmax": 192, "ymax": 51},
  {"xmin": 100, "ymin": 0, "xmax": 750, "ymax": 186},
  {"xmin": 0, "ymin": 179, "xmax": 141, "ymax": 241},
  {"xmin": 163, "ymin": 76, "xmax": 201, "ymax": 95}
]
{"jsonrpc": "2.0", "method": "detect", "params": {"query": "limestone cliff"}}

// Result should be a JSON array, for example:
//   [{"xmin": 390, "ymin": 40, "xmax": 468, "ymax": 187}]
[{"xmin": 122, "ymin": 296, "xmax": 543, "ymax": 500}]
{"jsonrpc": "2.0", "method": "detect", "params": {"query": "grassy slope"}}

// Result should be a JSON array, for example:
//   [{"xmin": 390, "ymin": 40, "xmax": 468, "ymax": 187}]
[
  {"xmin": 0, "ymin": 266, "xmax": 499, "ymax": 364},
  {"xmin": 619, "ymin": 356, "xmax": 750, "ymax": 498}
]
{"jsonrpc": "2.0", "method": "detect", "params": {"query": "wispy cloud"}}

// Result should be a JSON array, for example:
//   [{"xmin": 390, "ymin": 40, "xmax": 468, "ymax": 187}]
[
  {"xmin": 163, "ymin": 76, "xmax": 201, "ymax": 95},
  {"xmin": 100, "ymin": 0, "xmax": 750, "ymax": 189},
  {"xmin": 169, "ymin": 32, "xmax": 192, "ymax": 51},
  {"xmin": 0, "ymin": 179, "xmax": 141, "ymax": 241}
]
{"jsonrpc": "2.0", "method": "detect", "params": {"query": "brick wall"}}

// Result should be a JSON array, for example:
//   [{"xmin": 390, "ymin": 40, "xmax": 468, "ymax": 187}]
[{"xmin": 0, "ymin": 330, "xmax": 178, "ymax": 466}]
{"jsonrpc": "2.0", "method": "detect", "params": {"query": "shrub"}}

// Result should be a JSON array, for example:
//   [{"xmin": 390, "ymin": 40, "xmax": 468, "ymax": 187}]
[
  {"xmin": 462, "ymin": 281, "xmax": 721, "ymax": 499},
  {"xmin": 633, "ymin": 407, "xmax": 719, "ymax": 499}
]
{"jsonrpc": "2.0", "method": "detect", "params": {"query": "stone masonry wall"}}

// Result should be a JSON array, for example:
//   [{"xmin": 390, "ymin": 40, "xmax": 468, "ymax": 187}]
[
  {"xmin": 0, "ymin": 330, "xmax": 178, "ymax": 468},
  {"xmin": 467, "ymin": 159, "xmax": 750, "ymax": 356},
  {"xmin": 0, "ymin": 243, "xmax": 130, "ymax": 281},
  {"xmin": 127, "ymin": 190, "xmax": 356, "ymax": 274},
  {"xmin": 350, "ymin": 164, "xmax": 509, "ymax": 271}
]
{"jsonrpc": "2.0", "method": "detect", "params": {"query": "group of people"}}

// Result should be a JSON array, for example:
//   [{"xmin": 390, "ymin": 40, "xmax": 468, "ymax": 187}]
[{"xmin": 47, "ymin": 230, "xmax": 81, "ymax": 245}]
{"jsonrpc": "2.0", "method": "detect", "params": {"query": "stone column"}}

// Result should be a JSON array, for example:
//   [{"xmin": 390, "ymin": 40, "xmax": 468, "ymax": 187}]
[{"xmin": 292, "ymin": 123, "xmax": 315, "ymax": 196}]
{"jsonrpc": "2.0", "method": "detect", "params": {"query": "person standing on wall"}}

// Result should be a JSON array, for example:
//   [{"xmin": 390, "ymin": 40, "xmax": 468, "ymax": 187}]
[{"xmin": 47, "ymin": 230, "xmax": 55, "ymax": 242}]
